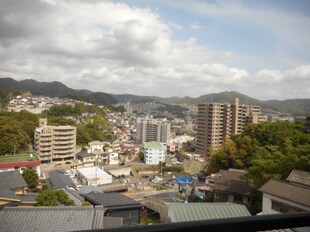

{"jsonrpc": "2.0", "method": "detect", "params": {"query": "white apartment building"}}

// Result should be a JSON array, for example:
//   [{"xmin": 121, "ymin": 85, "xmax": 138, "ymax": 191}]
[
  {"xmin": 143, "ymin": 141, "xmax": 165, "ymax": 165},
  {"xmin": 35, "ymin": 118, "xmax": 76, "ymax": 164}
]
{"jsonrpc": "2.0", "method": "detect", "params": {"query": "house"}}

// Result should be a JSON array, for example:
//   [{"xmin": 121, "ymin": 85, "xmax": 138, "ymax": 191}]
[
  {"xmin": 0, "ymin": 206, "xmax": 123, "ymax": 231},
  {"xmin": 260, "ymin": 169, "xmax": 310, "ymax": 214},
  {"xmin": 76, "ymin": 151, "xmax": 96, "ymax": 166},
  {"xmin": 0, "ymin": 170, "xmax": 38, "ymax": 209},
  {"xmin": 82, "ymin": 192, "xmax": 145, "ymax": 225},
  {"xmin": 204, "ymin": 169, "xmax": 254, "ymax": 206},
  {"xmin": 163, "ymin": 202, "xmax": 251, "ymax": 223},
  {"xmin": 76, "ymin": 166, "xmax": 112, "ymax": 186},
  {"xmin": 143, "ymin": 141, "xmax": 165, "ymax": 165},
  {"xmin": 0, "ymin": 154, "xmax": 41, "ymax": 176},
  {"xmin": 87, "ymin": 141, "xmax": 104, "ymax": 154},
  {"xmin": 47, "ymin": 170, "xmax": 76, "ymax": 190},
  {"xmin": 108, "ymin": 151, "xmax": 119, "ymax": 165},
  {"xmin": 0, "ymin": 170, "xmax": 27, "ymax": 195}
]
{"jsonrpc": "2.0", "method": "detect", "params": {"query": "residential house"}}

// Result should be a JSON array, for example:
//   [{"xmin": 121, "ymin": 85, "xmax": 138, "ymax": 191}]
[
  {"xmin": 87, "ymin": 141, "xmax": 104, "ymax": 154},
  {"xmin": 0, "ymin": 170, "xmax": 37, "ymax": 209},
  {"xmin": 260, "ymin": 169, "xmax": 310, "ymax": 214},
  {"xmin": 0, "ymin": 206, "xmax": 123, "ymax": 231},
  {"xmin": 76, "ymin": 151, "xmax": 96, "ymax": 167},
  {"xmin": 82, "ymin": 192, "xmax": 145, "ymax": 225},
  {"xmin": 204, "ymin": 169, "xmax": 254, "ymax": 206}
]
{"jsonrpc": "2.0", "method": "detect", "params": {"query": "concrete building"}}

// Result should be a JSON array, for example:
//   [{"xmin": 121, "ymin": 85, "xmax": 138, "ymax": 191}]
[
  {"xmin": 34, "ymin": 118, "xmax": 76, "ymax": 164},
  {"xmin": 136, "ymin": 117, "xmax": 171, "ymax": 144},
  {"xmin": 76, "ymin": 166, "xmax": 112, "ymax": 186},
  {"xmin": 196, "ymin": 98, "xmax": 266, "ymax": 156},
  {"xmin": 143, "ymin": 141, "xmax": 165, "ymax": 165}
]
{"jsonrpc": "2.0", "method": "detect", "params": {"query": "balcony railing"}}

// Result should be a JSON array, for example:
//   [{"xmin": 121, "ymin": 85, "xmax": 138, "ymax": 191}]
[{"xmin": 79, "ymin": 212, "xmax": 310, "ymax": 232}]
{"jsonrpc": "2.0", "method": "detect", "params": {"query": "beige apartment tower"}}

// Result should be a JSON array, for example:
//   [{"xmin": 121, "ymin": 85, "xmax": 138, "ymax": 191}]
[
  {"xmin": 196, "ymin": 98, "xmax": 266, "ymax": 156},
  {"xmin": 35, "ymin": 118, "xmax": 76, "ymax": 164}
]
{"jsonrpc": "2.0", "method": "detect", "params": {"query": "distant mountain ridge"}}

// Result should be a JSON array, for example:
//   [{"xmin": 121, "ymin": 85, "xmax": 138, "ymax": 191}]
[{"xmin": 0, "ymin": 77, "xmax": 309, "ymax": 115}]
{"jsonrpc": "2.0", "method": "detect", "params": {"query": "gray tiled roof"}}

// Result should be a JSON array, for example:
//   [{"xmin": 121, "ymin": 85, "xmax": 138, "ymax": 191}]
[
  {"xmin": 0, "ymin": 186, "xmax": 21, "ymax": 200},
  {"xmin": 82, "ymin": 192, "xmax": 143, "ymax": 209},
  {"xmin": 48, "ymin": 170, "xmax": 76, "ymax": 189},
  {"xmin": 19, "ymin": 192, "xmax": 39, "ymax": 202},
  {"xmin": 0, "ymin": 170, "xmax": 27, "ymax": 189},
  {"xmin": 286, "ymin": 169, "xmax": 310, "ymax": 186},
  {"xmin": 78, "ymin": 185, "xmax": 103, "ymax": 194},
  {"xmin": 62, "ymin": 188, "xmax": 84, "ymax": 206},
  {"xmin": 77, "ymin": 150, "xmax": 95, "ymax": 158},
  {"xmin": 0, "ymin": 206, "xmax": 116, "ymax": 232},
  {"xmin": 167, "ymin": 202, "xmax": 251, "ymax": 223},
  {"xmin": 260, "ymin": 179, "xmax": 310, "ymax": 207},
  {"xmin": 210, "ymin": 169, "xmax": 253, "ymax": 194}
]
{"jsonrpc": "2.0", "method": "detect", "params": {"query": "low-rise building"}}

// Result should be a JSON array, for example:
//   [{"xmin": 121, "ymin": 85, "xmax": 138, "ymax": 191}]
[
  {"xmin": 143, "ymin": 141, "xmax": 165, "ymax": 165},
  {"xmin": 0, "ymin": 154, "xmax": 41, "ymax": 176},
  {"xmin": 260, "ymin": 169, "xmax": 310, "ymax": 214},
  {"xmin": 82, "ymin": 192, "xmax": 145, "ymax": 225},
  {"xmin": 204, "ymin": 169, "xmax": 254, "ymax": 206},
  {"xmin": 76, "ymin": 151, "xmax": 96, "ymax": 167},
  {"xmin": 76, "ymin": 166, "xmax": 112, "ymax": 186}
]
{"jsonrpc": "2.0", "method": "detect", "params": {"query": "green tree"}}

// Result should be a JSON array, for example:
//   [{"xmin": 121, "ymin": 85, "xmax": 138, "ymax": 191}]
[
  {"xmin": 36, "ymin": 189, "xmax": 75, "ymax": 206},
  {"xmin": 22, "ymin": 168, "xmax": 39, "ymax": 190}
]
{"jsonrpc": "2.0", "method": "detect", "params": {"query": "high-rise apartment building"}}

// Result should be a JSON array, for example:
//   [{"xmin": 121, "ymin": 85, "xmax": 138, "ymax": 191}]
[
  {"xmin": 196, "ymin": 98, "xmax": 266, "ymax": 156},
  {"xmin": 136, "ymin": 117, "xmax": 171, "ymax": 144},
  {"xmin": 35, "ymin": 118, "xmax": 76, "ymax": 164}
]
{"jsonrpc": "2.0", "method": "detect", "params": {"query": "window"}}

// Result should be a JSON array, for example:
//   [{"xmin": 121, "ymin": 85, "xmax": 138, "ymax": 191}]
[{"xmin": 271, "ymin": 201, "xmax": 301, "ymax": 213}]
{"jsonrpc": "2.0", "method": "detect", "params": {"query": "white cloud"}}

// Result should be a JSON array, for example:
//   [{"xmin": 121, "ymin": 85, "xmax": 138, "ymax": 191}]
[{"xmin": 0, "ymin": 0, "xmax": 309, "ymax": 100}]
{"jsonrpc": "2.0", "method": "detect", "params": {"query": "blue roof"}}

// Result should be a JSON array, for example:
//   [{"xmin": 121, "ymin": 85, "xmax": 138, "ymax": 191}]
[{"xmin": 175, "ymin": 176, "xmax": 193, "ymax": 186}]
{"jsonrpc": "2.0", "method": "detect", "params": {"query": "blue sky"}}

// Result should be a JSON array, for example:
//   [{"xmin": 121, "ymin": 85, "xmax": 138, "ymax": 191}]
[{"xmin": 0, "ymin": 0, "xmax": 309, "ymax": 100}]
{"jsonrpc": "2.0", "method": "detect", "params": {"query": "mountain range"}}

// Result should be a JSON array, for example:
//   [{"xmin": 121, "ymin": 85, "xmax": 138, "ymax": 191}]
[{"xmin": 0, "ymin": 77, "xmax": 309, "ymax": 115}]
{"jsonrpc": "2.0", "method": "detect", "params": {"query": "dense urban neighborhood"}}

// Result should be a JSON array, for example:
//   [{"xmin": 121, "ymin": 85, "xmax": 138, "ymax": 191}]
[{"xmin": 0, "ymin": 87, "xmax": 309, "ymax": 231}]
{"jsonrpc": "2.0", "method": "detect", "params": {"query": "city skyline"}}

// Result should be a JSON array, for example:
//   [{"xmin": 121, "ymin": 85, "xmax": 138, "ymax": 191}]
[{"xmin": 0, "ymin": 0, "xmax": 309, "ymax": 100}]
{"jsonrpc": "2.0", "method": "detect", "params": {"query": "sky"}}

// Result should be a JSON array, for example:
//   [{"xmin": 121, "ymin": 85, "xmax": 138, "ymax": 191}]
[{"xmin": 0, "ymin": 0, "xmax": 309, "ymax": 100}]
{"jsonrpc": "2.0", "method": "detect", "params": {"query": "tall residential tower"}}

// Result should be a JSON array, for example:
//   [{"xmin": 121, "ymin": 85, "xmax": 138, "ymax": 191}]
[{"xmin": 196, "ymin": 98, "xmax": 266, "ymax": 156}]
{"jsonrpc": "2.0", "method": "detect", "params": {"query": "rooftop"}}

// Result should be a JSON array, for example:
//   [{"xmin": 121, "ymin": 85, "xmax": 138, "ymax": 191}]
[
  {"xmin": 143, "ymin": 141, "xmax": 164, "ymax": 150},
  {"xmin": 0, "ymin": 170, "xmax": 27, "ymax": 189},
  {"xmin": 260, "ymin": 179, "xmax": 310, "ymax": 207},
  {"xmin": 77, "ymin": 166, "xmax": 111, "ymax": 179},
  {"xmin": 167, "ymin": 202, "xmax": 251, "ymax": 223},
  {"xmin": 47, "ymin": 170, "xmax": 76, "ymax": 189},
  {"xmin": 286, "ymin": 169, "xmax": 310, "ymax": 187},
  {"xmin": 0, "ymin": 154, "xmax": 39, "ymax": 163},
  {"xmin": 82, "ymin": 192, "xmax": 143, "ymax": 210},
  {"xmin": 0, "ymin": 206, "xmax": 120, "ymax": 232}
]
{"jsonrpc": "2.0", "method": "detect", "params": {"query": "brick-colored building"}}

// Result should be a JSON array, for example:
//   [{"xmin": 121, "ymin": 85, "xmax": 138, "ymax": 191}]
[{"xmin": 196, "ymin": 98, "xmax": 266, "ymax": 156}]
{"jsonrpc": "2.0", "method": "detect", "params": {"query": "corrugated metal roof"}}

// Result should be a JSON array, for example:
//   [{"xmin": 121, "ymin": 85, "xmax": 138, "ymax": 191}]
[{"xmin": 167, "ymin": 203, "xmax": 251, "ymax": 223}]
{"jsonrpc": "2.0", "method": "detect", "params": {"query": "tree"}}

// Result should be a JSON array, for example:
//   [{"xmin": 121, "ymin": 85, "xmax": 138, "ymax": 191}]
[
  {"xmin": 22, "ymin": 168, "xmax": 39, "ymax": 190},
  {"xmin": 36, "ymin": 189, "xmax": 75, "ymax": 206}
]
